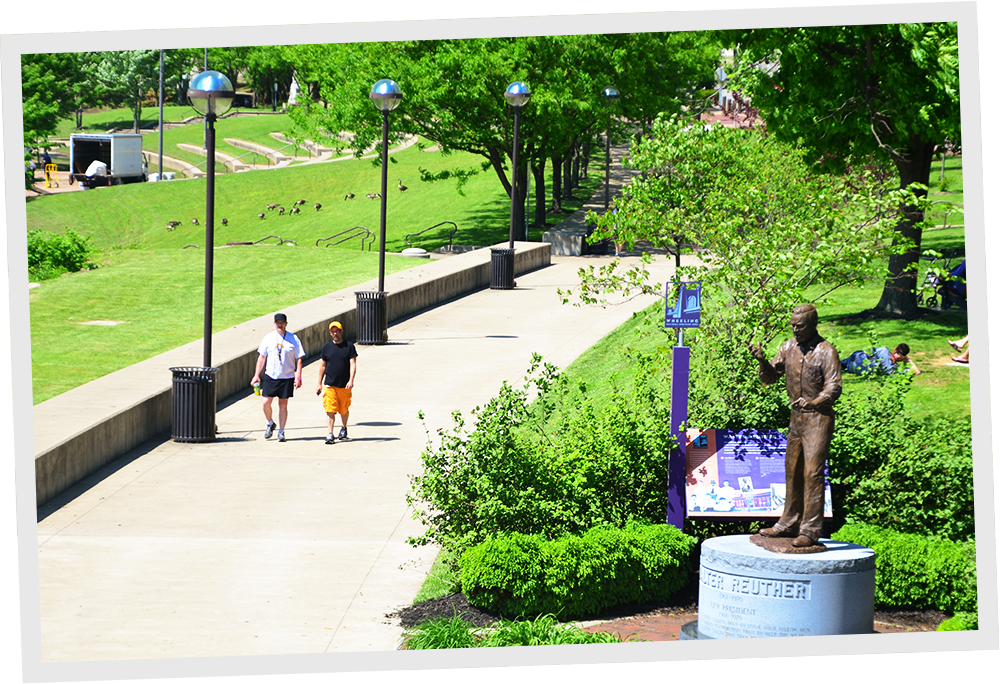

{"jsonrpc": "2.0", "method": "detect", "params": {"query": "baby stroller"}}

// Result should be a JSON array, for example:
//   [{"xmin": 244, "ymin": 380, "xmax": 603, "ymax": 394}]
[
  {"xmin": 941, "ymin": 258, "xmax": 967, "ymax": 310},
  {"xmin": 917, "ymin": 249, "xmax": 953, "ymax": 309}
]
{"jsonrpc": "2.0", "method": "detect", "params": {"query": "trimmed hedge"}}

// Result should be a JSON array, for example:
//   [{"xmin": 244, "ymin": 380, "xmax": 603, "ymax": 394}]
[
  {"xmin": 832, "ymin": 523, "xmax": 977, "ymax": 614},
  {"xmin": 460, "ymin": 522, "xmax": 697, "ymax": 619}
]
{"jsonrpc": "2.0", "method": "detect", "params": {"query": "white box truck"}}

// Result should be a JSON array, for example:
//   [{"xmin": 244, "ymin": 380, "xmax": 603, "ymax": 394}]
[{"xmin": 70, "ymin": 133, "xmax": 149, "ymax": 189}]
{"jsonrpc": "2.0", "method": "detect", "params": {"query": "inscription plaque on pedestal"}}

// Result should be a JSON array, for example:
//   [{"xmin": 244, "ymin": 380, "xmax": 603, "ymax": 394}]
[{"xmin": 695, "ymin": 536, "xmax": 875, "ymax": 639}]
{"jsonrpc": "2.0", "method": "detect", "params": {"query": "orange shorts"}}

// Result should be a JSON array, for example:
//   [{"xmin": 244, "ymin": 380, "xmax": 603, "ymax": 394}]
[{"xmin": 322, "ymin": 386, "xmax": 352, "ymax": 414}]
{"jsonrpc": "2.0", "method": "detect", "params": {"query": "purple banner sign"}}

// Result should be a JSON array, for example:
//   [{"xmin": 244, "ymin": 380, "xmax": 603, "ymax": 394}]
[
  {"xmin": 685, "ymin": 428, "xmax": 832, "ymax": 518},
  {"xmin": 664, "ymin": 281, "xmax": 701, "ymax": 329},
  {"xmin": 667, "ymin": 345, "xmax": 690, "ymax": 530}
]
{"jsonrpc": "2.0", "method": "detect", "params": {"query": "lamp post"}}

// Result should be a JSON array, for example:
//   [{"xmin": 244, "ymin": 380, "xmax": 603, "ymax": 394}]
[
  {"xmin": 355, "ymin": 78, "xmax": 402, "ymax": 345},
  {"xmin": 170, "ymin": 70, "xmax": 232, "ymax": 444},
  {"xmin": 491, "ymin": 81, "xmax": 530, "ymax": 290},
  {"xmin": 601, "ymin": 87, "xmax": 619, "ymax": 213},
  {"xmin": 187, "ymin": 70, "xmax": 234, "ymax": 368}
]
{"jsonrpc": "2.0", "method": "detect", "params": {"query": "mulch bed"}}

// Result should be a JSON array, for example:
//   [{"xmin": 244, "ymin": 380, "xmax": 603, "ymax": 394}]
[
  {"xmin": 388, "ymin": 573, "xmax": 949, "ymax": 633},
  {"xmin": 390, "ymin": 575, "xmax": 698, "ymax": 630}
]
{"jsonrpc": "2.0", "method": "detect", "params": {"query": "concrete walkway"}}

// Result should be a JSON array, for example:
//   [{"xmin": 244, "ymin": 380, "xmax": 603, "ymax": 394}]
[{"xmin": 36, "ymin": 251, "xmax": 685, "ymax": 662}]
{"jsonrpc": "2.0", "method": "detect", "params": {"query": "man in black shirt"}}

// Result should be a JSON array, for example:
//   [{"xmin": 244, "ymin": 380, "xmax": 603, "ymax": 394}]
[{"xmin": 316, "ymin": 321, "xmax": 358, "ymax": 444}]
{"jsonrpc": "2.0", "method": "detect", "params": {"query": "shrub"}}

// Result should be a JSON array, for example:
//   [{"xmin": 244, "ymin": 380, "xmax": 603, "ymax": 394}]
[
  {"xmin": 407, "ymin": 357, "xmax": 675, "ymax": 559},
  {"xmin": 27, "ymin": 228, "xmax": 96, "ymax": 280},
  {"xmin": 826, "ymin": 372, "xmax": 911, "ymax": 531},
  {"xmin": 460, "ymin": 522, "xmax": 697, "ymax": 619},
  {"xmin": 848, "ymin": 417, "xmax": 974, "ymax": 542},
  {"xmin": 832, "ymin": 523, "xmax": 977, "ymax": 613},
  {"xmin": 937, "ymin": 612, "xmax": 978, "ymax": 631}
]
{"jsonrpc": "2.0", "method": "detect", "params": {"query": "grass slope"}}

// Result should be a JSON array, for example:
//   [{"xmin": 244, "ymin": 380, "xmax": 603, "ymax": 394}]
[
  {"xmin": 28, "ymin": 247, "xmax": 416, "ymax": 404},
  {"xmin": 27, "ymin": 113, "xmax": 603, "ymax": 404}
]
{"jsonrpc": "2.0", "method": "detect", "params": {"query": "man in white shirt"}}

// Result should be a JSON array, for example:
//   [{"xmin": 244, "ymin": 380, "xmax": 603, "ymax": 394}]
[{"xmin": 251, "ymin": 313, "xmax": 305, "ymax": 442}]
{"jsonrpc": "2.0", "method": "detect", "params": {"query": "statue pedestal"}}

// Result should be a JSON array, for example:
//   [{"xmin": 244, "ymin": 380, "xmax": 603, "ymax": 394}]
[{"xmin": 681, "ymin": 535, "xmax": 875, "ymax": 639}]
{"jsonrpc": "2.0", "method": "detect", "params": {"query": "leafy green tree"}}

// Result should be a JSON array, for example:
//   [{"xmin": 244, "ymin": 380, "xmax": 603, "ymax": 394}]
[
  {"xmin": 94, "ymin": 49, "xmax": 162, "ymax": 133},
  {"xmin": 287, "ymin": 34, "xmax": 720, "ymax": 238},
  {"xmin": 21, "ymin": 53, "xmax": 79, "ymax": 144},
  {"xmin": 577, "ymin": 117, "xmax": 909, "ymax": 340},
  {"xmin": 725, "ymin": 23, "xmax": 961, "ymax": 318},
  {"xmin": 565, "ymin": 116, "xmax": 915, "ymax": 429}
]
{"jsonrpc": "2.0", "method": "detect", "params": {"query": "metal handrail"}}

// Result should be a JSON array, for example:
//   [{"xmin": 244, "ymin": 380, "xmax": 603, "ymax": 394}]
[
  {"xmin": 405, "ymin": 221, "xmax": 457, "ymax": 250},
  {"xmin": 316, "ymin": 227, "xmax": 375, "ymax": 251},
  {"xmin": 252, "ymin": 235, "xmax": 297, "ymax": 246}
]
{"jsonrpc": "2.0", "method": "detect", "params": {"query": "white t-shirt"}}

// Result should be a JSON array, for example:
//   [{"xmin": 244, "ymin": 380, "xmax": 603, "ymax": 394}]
[{"xmin": 257, "ymin": 329, "xmax": 305, "ymax": 380}]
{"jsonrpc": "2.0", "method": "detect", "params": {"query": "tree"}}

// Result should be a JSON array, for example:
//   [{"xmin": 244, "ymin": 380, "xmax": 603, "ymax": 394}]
[
  {"xmin": 94, "ymin": 50, "xmax": 162, "ymax": 133},
  {"xmin": 725, "ymin": 23, "xmax": 961, "ymax": 318},
  {"xmin": 287, "ymin": 34, "xmax": 721, "ymax": 240},
  {"xmin": 566, "ymin": 116, "xmax": 916, "ymax": 427},
  {"xmin": 580, "ymin": 116, "xmax": 910, "ymax": 339},
  {"xmin": 21, "ymin": 53, "xmax": 83, "ymax": 143}
]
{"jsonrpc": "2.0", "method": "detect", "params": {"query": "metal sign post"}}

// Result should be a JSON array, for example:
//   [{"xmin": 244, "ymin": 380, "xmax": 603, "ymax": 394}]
[{"xmin": 666, "ymin": 281, "xmax": 701, "ymax": 530}]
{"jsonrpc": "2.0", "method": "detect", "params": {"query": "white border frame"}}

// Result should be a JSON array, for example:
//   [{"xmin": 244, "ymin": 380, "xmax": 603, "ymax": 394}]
[{"xmin": 3, "ymin": 2, "xmax": 996, "ymax": 682}]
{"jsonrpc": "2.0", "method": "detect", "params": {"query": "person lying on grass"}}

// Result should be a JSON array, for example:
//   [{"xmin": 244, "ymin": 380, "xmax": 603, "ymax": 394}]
[{"xmin": 840, "ymin": 343, "xmax": 921, "ymax": 376}]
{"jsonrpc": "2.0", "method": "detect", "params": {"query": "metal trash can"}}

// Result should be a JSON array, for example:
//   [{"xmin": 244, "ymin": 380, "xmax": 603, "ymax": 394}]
[
  {"xmin": 170, "ymin": 366, "xmax": 219, "ymax": 442},
  {"xmin": 490, "ymin": 247, "xmax": 515, "ymax": 290},
  {"xmin": 356, "ymin": 291, "xmax": 388, "ymax": 345}
]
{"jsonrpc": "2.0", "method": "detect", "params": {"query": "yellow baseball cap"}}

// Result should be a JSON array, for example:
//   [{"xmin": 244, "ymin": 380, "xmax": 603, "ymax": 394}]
[{"xmin": 329, "ymin": 321, "xmax": 343, "ymax": 330}]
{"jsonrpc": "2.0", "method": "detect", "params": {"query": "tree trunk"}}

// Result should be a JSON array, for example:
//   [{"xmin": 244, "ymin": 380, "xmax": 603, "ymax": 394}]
[
  {"xmin": 550, "ymin": 154, "xmax": 563, "ymax": 212},
  {"xmin": 562, "ymin": 156, "xmax": 573, "ymax": 201},
  {"xmin": 487, "ymin": 145, "xmax": 528, "ymax": 242},
  {"xmin": 512, "ymin": 171, "xmax": 527, "ymax": 242},
  {"xmin": 872, "ymin": 139, "xmax": 937, "ymax": 318},
  {"xmin": 573, "ymin": 145, "xmax": 580, "ymax": 188},
  {"xmin": 532, "ymin": 158, "xmax": 547, "ymax": 227},
  {"xmin": 133, "ymin": 93, "xmax": 142, "ymax": 134}
]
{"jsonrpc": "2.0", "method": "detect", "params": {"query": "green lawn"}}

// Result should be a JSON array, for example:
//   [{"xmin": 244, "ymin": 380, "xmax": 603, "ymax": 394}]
[
  {"xmin": 28, "ymin": 122, "xmax": 600, "ymax": 254},
  {"xmin": 28, "ymin": 248, "xmax": 418, "ymax": 404},
  {"xmin": 27, "ymin": 111, "xmax": 603, "ymax": 404},
  {"xmin": 52, "ymin": 105, "xmax": 199, "ymax": 138}
]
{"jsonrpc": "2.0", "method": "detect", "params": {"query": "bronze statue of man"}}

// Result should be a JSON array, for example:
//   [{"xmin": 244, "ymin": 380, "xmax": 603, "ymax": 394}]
[{"xmin": 750, "ymin": 303, "xmax": 842, "ymax": 548}]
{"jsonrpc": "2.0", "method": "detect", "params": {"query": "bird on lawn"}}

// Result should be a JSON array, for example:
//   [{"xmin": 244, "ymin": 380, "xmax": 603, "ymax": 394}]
[
  {"xmin": 294, "ymin": 199, "xmax": 306, "ymax": 206},
  {"xmin": 278, "ymin": 206, "xmax": 285, "ymax": 215},
  {"xmin": 191, "ymin": 218, "xmax": 199, "ymax": 225},
  {"xmin": 258, "ymin": 212, "xmax": 265, "ymax": 220},
  {"xmin": 344, "ymin": 193, "xmax": 355, "ymax": 200},
  {"xmin": 314, "ymin": 203, "xmax": 322, "ymax": 211},
  {"xmin": 290, "ymin": 206, "xmax": 300, "ymax": 215},
  {"xmin": 398, "ymin": 179, "xmax": 408, "ymax": 192},
  {"xmin": 166, "ymin": 220, "xmax": 181, "ymax": 230},
  {"xmin": 267, "ymin": 203, "xmax": 278, "ymax": 211},
  {"xmin": 366, "ymin": 193, "xmax": 380, "ymax": 200},
  {"xmin": 221, "ymin": 218, "xmax": 228, "ymax": 225}
]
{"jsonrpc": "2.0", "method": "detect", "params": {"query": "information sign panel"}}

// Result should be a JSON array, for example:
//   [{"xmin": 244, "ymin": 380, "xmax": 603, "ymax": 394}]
[{"xmin": 685, "ymin": 428, "xmax": 833, "ymax": 518}]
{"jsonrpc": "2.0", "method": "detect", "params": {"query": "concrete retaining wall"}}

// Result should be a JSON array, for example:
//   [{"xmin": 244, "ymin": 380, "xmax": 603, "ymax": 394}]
[{"xmin": 34, "ymin": 242, "xmax": 550, "ymax": 506}]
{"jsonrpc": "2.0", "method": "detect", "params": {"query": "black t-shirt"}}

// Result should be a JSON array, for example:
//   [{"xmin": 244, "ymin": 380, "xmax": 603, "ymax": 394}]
[{"xmin": 321, "ymin": 340, "xmax": 358, "ymax": 388}]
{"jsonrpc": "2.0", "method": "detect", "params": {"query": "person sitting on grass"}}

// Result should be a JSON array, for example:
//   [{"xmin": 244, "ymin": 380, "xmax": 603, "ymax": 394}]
[
  {"xmin": 840, "ymin": 343, "xmax": 921, "ymax": 376},
  {"xmin": 948, "ymin": 334, "xmax": 970, "ymax": 364}
]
